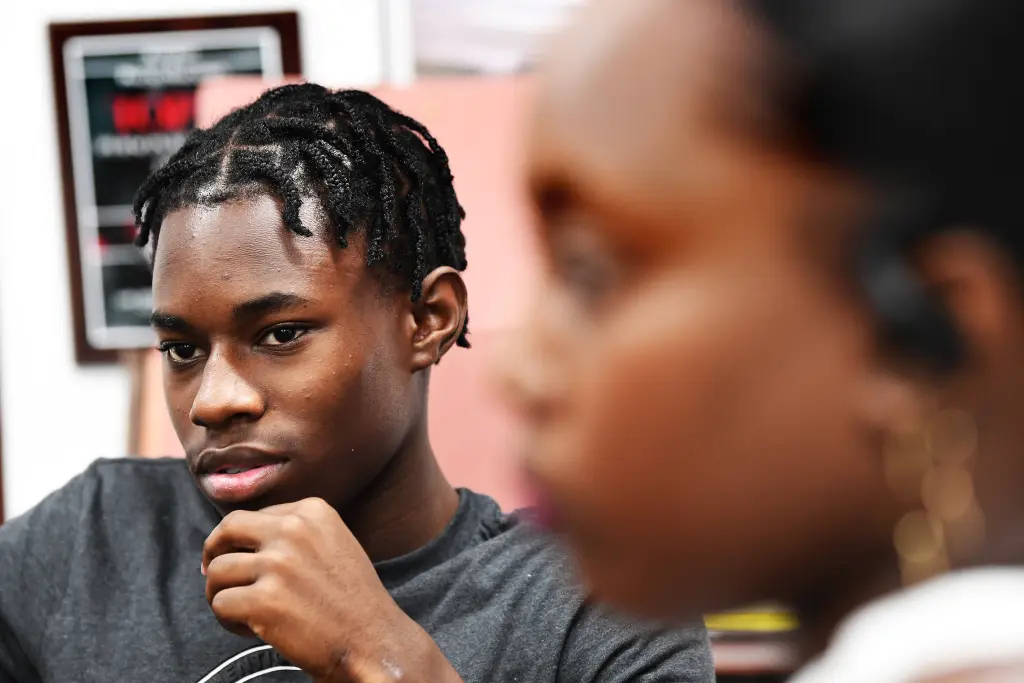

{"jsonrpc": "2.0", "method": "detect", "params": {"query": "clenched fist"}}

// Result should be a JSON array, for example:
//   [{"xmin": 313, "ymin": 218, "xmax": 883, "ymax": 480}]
[{"xmin": 202, "ymin": 498, "xmax": 462, "ymax": 683}]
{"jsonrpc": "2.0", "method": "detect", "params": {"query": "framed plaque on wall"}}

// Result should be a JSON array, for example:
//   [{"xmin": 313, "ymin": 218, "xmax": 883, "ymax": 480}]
[{"xmin": 50, "ymin": 13, "xmax": 302, "ymax": 363}]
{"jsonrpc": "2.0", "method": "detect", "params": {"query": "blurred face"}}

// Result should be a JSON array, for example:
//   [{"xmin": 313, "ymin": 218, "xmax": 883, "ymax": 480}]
[
  {"xmin": 152, "ymin": 193, "xmax": 419, "ymax": 513},
  {"xmin": 510, "ymin": 0, "xmax": 903, "ymax": 618}
]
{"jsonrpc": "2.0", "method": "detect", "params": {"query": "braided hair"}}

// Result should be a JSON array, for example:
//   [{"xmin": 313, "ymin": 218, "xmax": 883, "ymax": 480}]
[{"xmin": 133, "ymin": 83, "xmax": 469, "ymax": 347}]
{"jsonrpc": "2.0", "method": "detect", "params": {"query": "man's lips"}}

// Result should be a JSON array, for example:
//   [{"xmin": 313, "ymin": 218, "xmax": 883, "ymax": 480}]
[
  {"xmin": 193, "ymin": 445, "xmax": 287, "ymax": 475},
  {"xmin": 192, "ymin": 446, "xmax": 289, "ymax": 504},
  {"xmin": 201, "ymin": 463, "xmax": 287, "ymax": 504}
]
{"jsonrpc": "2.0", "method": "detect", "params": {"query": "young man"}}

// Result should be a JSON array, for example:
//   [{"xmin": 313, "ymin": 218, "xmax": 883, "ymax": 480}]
[{"xmin": 0, "ymin": 84, "xmax": 713, "ymax": 683}]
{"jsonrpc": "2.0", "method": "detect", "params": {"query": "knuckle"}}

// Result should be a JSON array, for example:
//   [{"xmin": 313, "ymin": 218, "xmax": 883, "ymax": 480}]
[
  {"xmin": 210, "ymin": 590, "xmax": 232, "ymax": 618},
  {"xmin": 259, "ymin": 548, "xmax": 294, "ymax": 575},
  {"xmin": 202, "ymin": 531, "xmax": 219, "ymax": 554},
  {"xmin": 300, "ymin": 497, "xmax": 329, "ymax": 517},
  {"xmin": 204, "ymin": 554, "xmax": 225, "ymax": 577},
  {"xmin": 206, "ymin": 512, "xmax": 242, "ymax": 550},
  {"xmin": 250, "ymin": 621, "xmax": 267, "ymax": 641},
  {"xmin": 221, "ymin": 510, "xmax": 247, "ymax": 528},
  {"xmin": 280, "ymin": 513, "xmax": 306, "ymax": 536},
  {"xmin": 254, "ymin": 575, "xmax": 284, "ymax": 608}
]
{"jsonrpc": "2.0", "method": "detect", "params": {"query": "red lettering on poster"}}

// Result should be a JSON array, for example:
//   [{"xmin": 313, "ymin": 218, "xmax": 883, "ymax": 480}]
[
  {"xmin": 155, "ymin": 92, "xmax": 194, "ymax": 131},
  {"xmin": 110, "ymin": 92, "xmax": 195, "ymax": 134},
  {"xmin": 111, "ymin": 95, "xmax": 151, "ymax": 134}
]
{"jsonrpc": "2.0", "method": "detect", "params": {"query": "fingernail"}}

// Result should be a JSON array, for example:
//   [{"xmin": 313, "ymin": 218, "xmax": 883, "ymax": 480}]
[{"xmin": 201, "ymin": 563, "xmax": 207, "ymax": 576}]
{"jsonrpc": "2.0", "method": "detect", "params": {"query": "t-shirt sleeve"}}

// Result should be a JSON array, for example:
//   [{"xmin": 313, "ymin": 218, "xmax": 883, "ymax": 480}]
[
  {"xmin": 557, "ymin": 603, "xmax": 715, "ymax": 683},
  {"xmin": 0, "ymin": 466, "xmax": 96, "ymax": 682}
]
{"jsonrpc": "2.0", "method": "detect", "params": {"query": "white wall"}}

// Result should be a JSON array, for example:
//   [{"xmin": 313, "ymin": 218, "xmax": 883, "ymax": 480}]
[
  {"xmin": 0, "ymin": 0, "xmax": 394, "ymax": 519},
  {"xmin": 412, "ymin": 0, "xmax": 584, "ymax": 73}
]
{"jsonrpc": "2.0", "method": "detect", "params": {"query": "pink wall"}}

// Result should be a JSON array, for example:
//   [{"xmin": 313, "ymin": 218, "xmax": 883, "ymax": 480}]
[{"xmin": 137, "ymin": 76, "xmax": 540, "ymax": 511}]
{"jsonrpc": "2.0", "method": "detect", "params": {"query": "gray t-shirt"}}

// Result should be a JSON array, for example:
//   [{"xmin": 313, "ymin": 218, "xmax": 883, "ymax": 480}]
[{"xmin": 0, "ymin": 459, "xmax": 713, "ymax": 683}]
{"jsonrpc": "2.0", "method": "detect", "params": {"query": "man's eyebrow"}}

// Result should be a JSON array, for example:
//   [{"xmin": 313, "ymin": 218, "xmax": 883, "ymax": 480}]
[
  {"xmin": 149, "ymin": 311, "xmax": 195, "ymax": 333},
  {"xmin": 231, "ymin": 292, "xmax": 313, "ymax": 323},
  {"xmin": 149, "ymin": 293, "xmax": 312, "ymax": 333}
]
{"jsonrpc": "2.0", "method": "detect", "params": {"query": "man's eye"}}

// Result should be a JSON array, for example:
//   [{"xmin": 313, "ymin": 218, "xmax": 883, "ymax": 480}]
[
  {"xmin": 547, "ymin": 219, "xmax": 623, "ymax": 311},
  {"xmin": 558, "ymin": 253, "xmax": 614, "ymax": 305},
  {"xmin": 159, "ymin": 343, "xmax": 206, "ymax": 364},
  {"xmin": 260, "ymin": 327, "xmax": 308, "ymax": 347}
]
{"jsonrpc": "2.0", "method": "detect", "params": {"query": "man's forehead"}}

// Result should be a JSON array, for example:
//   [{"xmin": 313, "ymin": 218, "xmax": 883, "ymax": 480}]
[
  {"xmin": 155, "ymin": 194, "xmax": 350, "ymax": 261},
  {"xmin": 539, "ymin": 0, "xmax": 726, "ymax": 115},
  {"xmin": 530, "ymin": 0, "xmax": 743, "ymax": 180},
  {"xmin": 161, "ymin": 194, "xmax": 317, "ymax": 240},
  {"xmin": 151, "ymin": 196, "xmax": 367, "ymax": 303},
  {"xmin": 532, "ymin": 0, "xmax": 765, "ymax": 211}
]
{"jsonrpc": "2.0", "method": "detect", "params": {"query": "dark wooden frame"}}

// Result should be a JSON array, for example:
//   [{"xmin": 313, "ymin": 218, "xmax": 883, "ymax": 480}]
[{"xmin": 49, "ymin": 12, "xmax": 302, "ymax": 364}]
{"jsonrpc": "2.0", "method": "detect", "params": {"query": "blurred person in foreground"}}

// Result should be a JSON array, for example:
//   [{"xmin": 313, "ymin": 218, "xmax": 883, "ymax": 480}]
[
  {"xmin": 508, "ymin": 0, "xmax": 1024, "ymax": 681},
  {"xmin": 0, "ymin": 84, "xmax": 712, "ymax": 682}
]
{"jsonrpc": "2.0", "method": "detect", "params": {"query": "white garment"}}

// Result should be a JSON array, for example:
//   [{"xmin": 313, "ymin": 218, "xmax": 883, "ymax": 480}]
[{"xmin": 789, "ymin": 568, "xmax": 1024, "ymax": 683}]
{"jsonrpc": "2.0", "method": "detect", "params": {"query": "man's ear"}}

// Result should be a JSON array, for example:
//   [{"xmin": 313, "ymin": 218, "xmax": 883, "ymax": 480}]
[
  {"xmin": 409, "ymin": 266, "xmax": 468, "ymax": 371},
  {"xmin": 854, "ymin": 229, "xmax": 1024, "ymax": 436},
  {"xmin": 910, "ymin": 230, "xmax": 1023, "ymax": 374}
]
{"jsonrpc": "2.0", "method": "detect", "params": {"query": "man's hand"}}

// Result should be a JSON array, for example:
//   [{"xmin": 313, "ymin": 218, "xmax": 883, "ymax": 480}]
[{"xmin": 202, "ymin": 498, "xmax": 462, "ymax": 683}]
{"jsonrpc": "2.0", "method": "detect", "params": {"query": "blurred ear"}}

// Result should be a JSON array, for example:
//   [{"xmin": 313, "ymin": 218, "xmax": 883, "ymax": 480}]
[
  {"xmin": 914, "ymin": 230, "xmax": 1024, "ymax": 378},
  {"xmin": 856, "ymin": 230, "xmax": 1024, "ymax": 433},
  {"xmin": 409, "ymin": 267, "xmax": 468, "ymax": 372}
]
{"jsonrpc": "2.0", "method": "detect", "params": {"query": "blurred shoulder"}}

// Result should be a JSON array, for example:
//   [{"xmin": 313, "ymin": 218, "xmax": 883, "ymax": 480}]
[
  {"xmin": 792, "ymin": 568, "xmax": 1024, "ymax": 683},
  {"xmin": 916, "ymin": 661, "xmax": 1024, "ymax": 683}
]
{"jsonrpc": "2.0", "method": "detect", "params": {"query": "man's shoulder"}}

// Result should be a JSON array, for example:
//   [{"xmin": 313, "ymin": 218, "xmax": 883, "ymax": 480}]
[
  {"xmin": 420, "ymin": 492, "xmax": 714, "ymax": 683},
  {"xmin": 459, "ymin": 493, "xmax": 578, "ymax": 586},
  {"xmin": 87, "ymin": 456, "xmax": 194, "ymax": 492},
  {"xmin": 90, "ymin": 455, "xmax": 192, "ymax": 476},
  {"xmin": 0, "ymin": 458, "xmax": 214, "ymax": 677},
  {"xmin": 73, "ymin": 457, "xmax": 197, "ymax": 518},
  {"xmin": 1, "ymin": 457, "xmax": 202, "ymax": 546},
  {"xmin": 83, "ymin": 456, "xmax": 208, "ymax": 528},
  {"xmin": 387, "ymin": 489, "xmax": 581, "ymax": 615}
]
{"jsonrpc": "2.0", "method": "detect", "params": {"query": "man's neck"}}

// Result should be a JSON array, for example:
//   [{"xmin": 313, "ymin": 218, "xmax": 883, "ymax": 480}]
[
  {"xmin": 339, "ymin": 425, "xmax": 460, "ymax": 563},
  {"xmin": 793, "ymin": 554, "xmax": 902, "ymax": 664}
]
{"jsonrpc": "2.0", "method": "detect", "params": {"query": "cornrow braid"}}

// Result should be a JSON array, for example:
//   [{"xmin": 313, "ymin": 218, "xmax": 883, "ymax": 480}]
[{"xmin": 133, "ymin": 83, "xmax": 470, "ymax": 348}]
